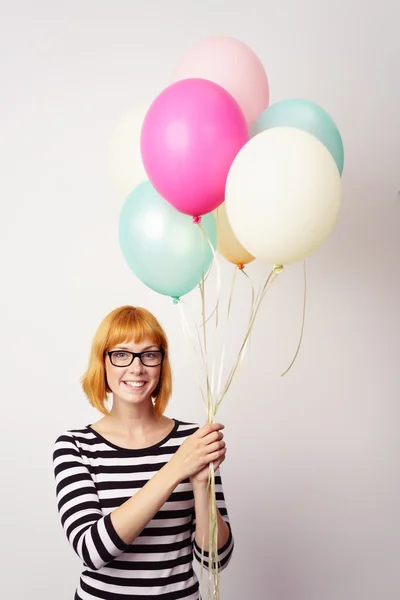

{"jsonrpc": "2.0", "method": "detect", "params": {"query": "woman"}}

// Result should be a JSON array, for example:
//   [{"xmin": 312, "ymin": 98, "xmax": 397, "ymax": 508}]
[{"xmin": 53, "ymin": 305, "xmax": 234, "ymax": 600}]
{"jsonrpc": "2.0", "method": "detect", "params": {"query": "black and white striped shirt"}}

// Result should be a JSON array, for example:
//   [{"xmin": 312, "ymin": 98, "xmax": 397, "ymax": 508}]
[{"xmin": 53, "ymin": 419, "xmax": 234, "ymax": 600}]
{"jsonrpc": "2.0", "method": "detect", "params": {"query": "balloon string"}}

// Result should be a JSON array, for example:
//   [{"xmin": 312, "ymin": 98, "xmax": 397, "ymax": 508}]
[
  {"xmin": 179, "ymin": 285, "xmax": 220, "ymax": 600},
  {"xmin": 196, "ymin": 222, "xmax": 222, "ymax": 329},
  {"xmin": 196, "ymin": 223, "xmax": 223, "ymax": 419},
  {"xmin": 240, "ymin": 266, "xmax": 256, "ymax": 327},
  {"xmin": 196, "ymin": 225, "xmax": 226, "ymax": 600},
  {"xmin": 176, "ymin": 300, "xmax": 207, "ymax": 407},
  {"xmin": 216, "ymin": 267, "xmax": 282, "ymax": 409},
  {"xmin": 177, "ymin": 289, "xmax": 215, "ymax": 403},
  {"xmin": 227, "ymin": 266, "xmax": 238, "ymax": 318},
  {"xmin": 215, "ymin": 265, "xmax": 238, "ymax": 398},
  {"xmin": 281, "ymin": 260, "xmax": 307, "ymax": 377},
  {"xmin": 176, "ymin": 287, "xmax": 216, "ymax": 596},
  {"xmin": 179, "ymin": 259, "xmax": 284, "ymax": 600},
  {"xmin": 199, "ymin": 274, "xmax": 213, "ymax": 419},
  {"xmin": 233, "ymin": 266, "xmax": 257, "ymax": 375},
  {"xmin": 199, "ymin": 271, "xmax": 220, "ymax": 600},
  {"xmin": 208, "ymin": 461, "xmax": 219, "ymax": 599}
]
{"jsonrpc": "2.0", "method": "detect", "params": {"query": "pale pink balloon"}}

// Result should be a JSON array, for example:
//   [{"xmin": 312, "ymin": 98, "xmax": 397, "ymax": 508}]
[{"xmin": 172, "ymin": 36, "xmax": 269, "ymax": 126}]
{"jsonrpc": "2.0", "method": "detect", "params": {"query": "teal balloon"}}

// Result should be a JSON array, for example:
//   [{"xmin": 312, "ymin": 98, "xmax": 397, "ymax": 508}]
[
  {"xmin": 250, "ymin": 99, "xmax": 344, "ymax": 175},
  {"xmin": 118, "ymin": 180, "xmax": 217, "ymax": 299}
]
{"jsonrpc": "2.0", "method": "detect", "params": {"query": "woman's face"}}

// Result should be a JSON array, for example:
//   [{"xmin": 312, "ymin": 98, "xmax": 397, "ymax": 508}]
[{"xmin": 105, "ymin": 337, "xmax": 162, "ymax": 408}]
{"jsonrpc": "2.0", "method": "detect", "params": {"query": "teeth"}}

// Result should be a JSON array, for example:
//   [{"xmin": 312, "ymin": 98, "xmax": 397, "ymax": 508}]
[{"xmin": 124, "ymin": 381, "xmax": 145, "ymax": 388}]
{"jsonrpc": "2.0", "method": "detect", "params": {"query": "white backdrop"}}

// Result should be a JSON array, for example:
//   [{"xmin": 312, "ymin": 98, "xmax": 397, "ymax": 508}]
[{"xmin": 1, "ymin": 1, "xmax": 400, "ymax": 599}]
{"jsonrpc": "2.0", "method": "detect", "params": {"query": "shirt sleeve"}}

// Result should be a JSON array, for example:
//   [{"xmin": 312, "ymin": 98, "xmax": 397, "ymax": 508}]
[
  {"xmin": 192, "ymin": 467, "xmax": 234, "ymax": 572},
  {"xmin": 53, "ymin": 433, "xmax": 130, "ymax": 571}
]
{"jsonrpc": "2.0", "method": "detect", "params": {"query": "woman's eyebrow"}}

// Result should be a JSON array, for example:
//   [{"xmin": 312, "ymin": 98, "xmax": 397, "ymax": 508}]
[{"xmin": 111, "ymin": 344, "xmax": 159, "ymax": 351}]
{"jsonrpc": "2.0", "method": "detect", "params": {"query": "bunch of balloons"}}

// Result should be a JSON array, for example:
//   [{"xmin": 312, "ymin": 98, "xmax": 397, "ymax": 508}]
[{"xmin": 110, "ymin": 35, "xmax": 344, "ymax": 300}]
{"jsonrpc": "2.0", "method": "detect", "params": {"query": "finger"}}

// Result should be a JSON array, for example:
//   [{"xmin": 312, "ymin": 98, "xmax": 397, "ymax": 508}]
[
  {"xmin": 197, "ymin": 422, "xmax": 224, "ymax": 437},
  {"xmin": 194, "ymin": 423, "xmax": 210, "ymax": 438},
  {"xmin": 213, "ymin": 451, "xmax": 226, "ymax": 468},
  {"xmin": 203, "ymin": 429, "xmax": 224, "ymax": 445},
  {"xmin": 207, "ymin": 447, "xmax": 226, "ymax": 464},
  {"xmin": 201, "ymin": 432, "xmax": 223, "ymax": 448},
  {"xmin": 213, "ymin": 455, "xmax": 226, "ymax": 470},
  {"xmin": 205, "ymin": 440, "xmax": 226, "ymax": 455}
]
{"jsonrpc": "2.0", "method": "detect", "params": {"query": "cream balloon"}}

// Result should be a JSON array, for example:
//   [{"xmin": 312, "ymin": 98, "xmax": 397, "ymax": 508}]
[
  {"xmin": 109, "ymin": 105, "xmax": 148, "ymax": 197},
  {"xmin": 225, "ymin": 127, "xmax": 342, "ymax": 266},
  {"xmin": 215, "ymin": 203, "xmax": 255, "ymax": 266}
]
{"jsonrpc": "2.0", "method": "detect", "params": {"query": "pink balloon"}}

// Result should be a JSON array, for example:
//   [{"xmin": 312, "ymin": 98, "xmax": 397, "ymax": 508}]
[
  {"xmin": 140, "ymin": 78, "xmax": 248, "ymax": 217},
  {"xmin": 172, "ymin": 36, "xmax": 269, "ymax": 126}
]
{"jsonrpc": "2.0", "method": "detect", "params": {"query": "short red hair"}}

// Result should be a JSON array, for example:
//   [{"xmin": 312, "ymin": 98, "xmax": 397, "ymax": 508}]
[{"xmin": 81, "ymin": 306, "xmax": 172, "ymax": 417}]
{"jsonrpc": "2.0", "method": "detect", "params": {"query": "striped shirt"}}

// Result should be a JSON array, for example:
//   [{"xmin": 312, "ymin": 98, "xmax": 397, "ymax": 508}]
[{"xmin": 53, "ymin": 419, "xmax": 234, "ymax": 600}]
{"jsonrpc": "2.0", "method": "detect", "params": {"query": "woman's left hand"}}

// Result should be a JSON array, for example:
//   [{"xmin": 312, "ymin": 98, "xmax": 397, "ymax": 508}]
[{"xmin": 190, "ymin": 441, "xmax": 226, "ymax": 485}]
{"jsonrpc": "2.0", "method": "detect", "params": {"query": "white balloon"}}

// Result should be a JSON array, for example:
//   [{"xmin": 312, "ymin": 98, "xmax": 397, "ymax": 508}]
[
  {"xmin": 109, "ymin": 105, "xmax": 149, "ymax": 197},
  {"xmin": 225, "ymin": 127, "xmax": 342, "ymax": 265}
]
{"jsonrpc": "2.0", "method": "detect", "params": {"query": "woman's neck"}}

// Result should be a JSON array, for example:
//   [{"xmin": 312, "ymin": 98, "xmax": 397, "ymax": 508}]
[{"xmin": 107, "ymin": 399, "xmax": 161, "ymax": 436}]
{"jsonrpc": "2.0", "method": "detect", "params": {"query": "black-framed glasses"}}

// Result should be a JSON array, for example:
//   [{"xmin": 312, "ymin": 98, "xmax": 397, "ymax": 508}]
[{"xmin": 107, "ymin": 348, "xmax": 165, "ymax": 368}]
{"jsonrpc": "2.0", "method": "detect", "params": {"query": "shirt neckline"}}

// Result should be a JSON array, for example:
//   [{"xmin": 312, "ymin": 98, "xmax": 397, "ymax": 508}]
[{"xmin": 86, "ymin": 418, "xmax": 179, "ymax": 453}]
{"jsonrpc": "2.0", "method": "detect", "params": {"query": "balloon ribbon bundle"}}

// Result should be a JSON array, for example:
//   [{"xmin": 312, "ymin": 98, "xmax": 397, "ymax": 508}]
[{"xmin": 177, "ymin": 226, "xmax": 285, "ymax": 600}]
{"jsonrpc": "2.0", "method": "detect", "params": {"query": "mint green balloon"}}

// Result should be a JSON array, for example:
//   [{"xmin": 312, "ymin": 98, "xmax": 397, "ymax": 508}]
[
  {"xmin": 119, "ymin": 180, "xmax": 217, "ymax": 299},
  {"xmin": 250, "ymin": 99, "xmax": 344, "ymax": 175}
]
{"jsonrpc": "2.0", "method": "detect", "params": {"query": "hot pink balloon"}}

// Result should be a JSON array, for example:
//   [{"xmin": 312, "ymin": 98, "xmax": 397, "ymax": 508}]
[
  {"xmin": 140, "ymin": 78, "xmax": 249, "ymax": 217},
  {"xmin": 172, "ymin": 36, "xmax": 270, "ymax": 126}
]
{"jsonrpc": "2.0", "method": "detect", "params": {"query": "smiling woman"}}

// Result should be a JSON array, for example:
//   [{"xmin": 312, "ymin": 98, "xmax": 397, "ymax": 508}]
[
  {"xmin": 52, "ymin": 305, "xmax": 234, "ymax": 600},
  {"xmin": 81, "ymin": 305, "xmax": 171, "ymax": 418}
]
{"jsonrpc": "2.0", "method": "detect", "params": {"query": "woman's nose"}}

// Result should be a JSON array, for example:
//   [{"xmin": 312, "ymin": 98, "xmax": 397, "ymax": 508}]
[{"xmin": 128, "ymin": 356, "xmax": 143, "ymax": 372}]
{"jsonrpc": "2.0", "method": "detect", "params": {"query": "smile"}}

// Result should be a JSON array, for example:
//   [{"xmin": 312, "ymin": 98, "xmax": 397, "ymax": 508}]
[{"xmin": 123, "ymin": 381, "xmax": 146, "ymax": 388}]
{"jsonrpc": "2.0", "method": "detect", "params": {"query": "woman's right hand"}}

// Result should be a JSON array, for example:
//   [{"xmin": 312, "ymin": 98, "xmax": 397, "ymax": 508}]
[{"xmin": 169, "ymin": 422, "xmax": 226, "ymax": 483}]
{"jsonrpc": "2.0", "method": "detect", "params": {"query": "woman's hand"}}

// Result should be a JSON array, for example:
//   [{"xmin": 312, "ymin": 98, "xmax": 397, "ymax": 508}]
[
  {"xmin": 169, "ymin": 422, "xmax": 226, "ymax": 484},
  {"xmin": 190, "ymin": 445, "xmax": 227, "ymax": 485},
  {"xmin": 190, "ymin": 426, "xmax": 227, "ymax": 485}
]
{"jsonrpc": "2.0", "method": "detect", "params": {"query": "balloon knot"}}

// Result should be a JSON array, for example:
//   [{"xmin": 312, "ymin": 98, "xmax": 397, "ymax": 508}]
[
  {"xmin": 237, "ymin": 263, "xmax": 245, "ymax": 271},
  {"xmin": 193, "ymin": 216, "xmax": 202, "ymax": 224},
  {"xmin": 273, "ymin": 264, "xmax": 284, "ymax": 274},
  {"xmin": 172, "ymin": 297, "xmax": 180, "ymax": 305}
]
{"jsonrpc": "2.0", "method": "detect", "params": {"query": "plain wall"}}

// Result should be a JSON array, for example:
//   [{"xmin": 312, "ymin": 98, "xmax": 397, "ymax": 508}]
[{"xmin": 1, "ymin": 1, "xmax": 399, "ymax": 599}]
